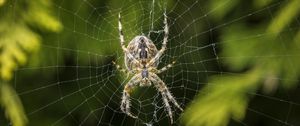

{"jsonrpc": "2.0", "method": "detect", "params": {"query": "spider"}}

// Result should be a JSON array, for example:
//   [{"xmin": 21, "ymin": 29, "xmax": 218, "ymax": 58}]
[{"xmin": 113, "ymin": 12, "xmax": 183, "ymax": 124}]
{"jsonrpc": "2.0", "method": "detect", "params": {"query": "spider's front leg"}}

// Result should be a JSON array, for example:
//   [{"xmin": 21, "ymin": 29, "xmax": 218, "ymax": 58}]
[
  {"xmin": 112, "ymin": 61, "xmax": 127, "ymax": 73},
  {"xmin": 112, "ymin": 61, "xmax": 134, "ymax": 79},
  {"xmin": 149, "ymin": 61, "xmax": 175, "ymax": 74},
  {"xmin": 149, "ymin": 73, "xmax": 183, "ymax": 124},
  {"xmin": 121, "ymin": 74, "xmax": 142, "ymax": 118},
  {"xmin": 157, "ymin": 61, "xmax": 176, "ymax": 74},
  {"xmin": 118, "ymin": 13, "xmax": 139, "ymax": 66},
  {"xmin": 147, "ymin": 12, "xmax": 169, "ymax": 67}
]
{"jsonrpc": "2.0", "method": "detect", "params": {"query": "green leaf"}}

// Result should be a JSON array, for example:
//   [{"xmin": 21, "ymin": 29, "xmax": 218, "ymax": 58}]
[
  {"xmin": 220, "ymin": 24, "xmax": 265, "ymax": 70},
  {"xmin": 0, "ymin": 82, "xmax": 27, "ymax": 126},
  {"xmin": 267, "ymin": 0, "xmax": 300, "ymax": 37},
  {"xmin": 253, "ymin": 0, "xmax": 273, "ymax": 8},
  {"xmin": 0, "ymin": 0, "xmax": 62, "ymax": 125},
  {"xmin": 182, "ymin": 69, "xmax": 262, "ymax": 126},
  {"xmin": 0, "ymin": 0, "xmax": 5, "ymax": 6},
  {"xmin": 183, "ymin": 0, "xmax": 300, "ymax": 126},
  {"xmin": 24, "ymin": 0, "xmax": 62, "ymax": 32},
  {"xmin": 0, "ymin": 23, "xmax": 40, "ymax": 80},
  {"xmin": 209, "ymin": 0, "xmax": 240, "ymax": 21}
]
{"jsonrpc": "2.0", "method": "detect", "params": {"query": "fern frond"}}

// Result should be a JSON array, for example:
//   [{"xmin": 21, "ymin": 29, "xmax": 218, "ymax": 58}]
[
  {"xmin": 183, "ymin": 69, "xmax": 262, "ymax": 126},
  {"xmin": 0, "ymin": 23, "xmax": 40, "ymax": 80},
  {"xmin": 0, "ymin": 82, "xmax": 28, "ymax": 126},
  {"xmin": 183, "ymin": 0, "xmax": 300, "ymax": 126},
  {"xmin": 0, "ymin": 0, "xmax": 62, "ymax": 125}
]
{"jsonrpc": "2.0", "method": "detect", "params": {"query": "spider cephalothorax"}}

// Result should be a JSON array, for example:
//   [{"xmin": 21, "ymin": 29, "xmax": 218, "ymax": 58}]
[{"xmin": 113, "ymin": 12, "xmax": 183, "ymax": 124}]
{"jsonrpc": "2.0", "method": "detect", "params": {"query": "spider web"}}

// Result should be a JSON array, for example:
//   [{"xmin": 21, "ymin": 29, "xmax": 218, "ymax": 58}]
[{"xmin": 3, "ymin": 0, "xmax": 300, "ymax": 125}]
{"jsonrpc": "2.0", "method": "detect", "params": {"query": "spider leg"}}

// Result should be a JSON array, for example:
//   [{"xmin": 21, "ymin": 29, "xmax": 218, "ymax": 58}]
[
  {"xmin": 162, "ymin": 90, "xmax": 174, "ymax": 124},
  {"xmin": 154, "ymin": 81, "xmax": 174, "ymax": 124},
  {"xmin": 112, "ymin": 61, "xmax": 127, "ymax": 73},
  {"xmin": 121, "ymin": 74, "xmax": 142, "ymax": 118},
  {"xmin": 149, "ymin": 73, "xmax": 182, "ymax": 124},
  {"xmin": 118, "ymin": 13, "xmax": 140, "ymax": 66},
  {"xmin": 151, "ymin": 73, "xmax": 183, "ymax": 110},
  {"xmin": 147, "ymin": 12, "xmax": 169, "ymax": 67},
  {"xmin": 118, "ymin": 13, "xmax": 126, "ymax": 49},
  {"xmin": 161, "ymin": 11, "xmax": 169, "ymax": 54},
  {"xmin": 157, "ymin": 61, "xmax": 176, "ymax": 74}
]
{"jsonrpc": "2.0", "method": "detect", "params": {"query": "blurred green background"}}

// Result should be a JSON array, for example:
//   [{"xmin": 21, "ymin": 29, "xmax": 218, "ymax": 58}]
[{"xmin": 0, "ymin": 0, "xmax": 300, "ymax": 126}]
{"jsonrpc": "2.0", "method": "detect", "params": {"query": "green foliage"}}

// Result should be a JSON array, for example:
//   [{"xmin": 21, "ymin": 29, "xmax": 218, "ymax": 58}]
[
  {"xmin": 208, "ymin": 0, "xmax": 240, "ymax": 21},
  {"xmin": 182, "ymin": 0, "xmax": 300, "ymax": 126},
  {"xmin": 0, "ymin": 0, "xmax": 4, "ymax": 6},
  {"xmin": 0, "ymin": 23, "xmax": 40, "ymax": 80},
  {"xmin": 183, "ymin": 68, "xmax": 261, "ymax": 126},
  {"xmin": 0, "ymin": 82, "xmax": 27, "ymax": 126},
  {"xmin": 0, "ymin": 0, "xmax": 61, "ymax": 125},
  {"xmin": 267, "ymin": 0, "xmax": 300, "ymax": 37},
  {"xmin": 24, "ymin": 0, "xmax": 62, "ymax": 32}
]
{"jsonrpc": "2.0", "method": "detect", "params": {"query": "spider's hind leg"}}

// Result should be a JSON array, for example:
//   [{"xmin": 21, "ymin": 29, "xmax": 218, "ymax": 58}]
[
  {"xmin": 121, "ymin": 74, "xmax": 142, "ymax": 119},
  {"xmin": 149, "ymin": 73, "xmax": 183, "ymax": 124}
]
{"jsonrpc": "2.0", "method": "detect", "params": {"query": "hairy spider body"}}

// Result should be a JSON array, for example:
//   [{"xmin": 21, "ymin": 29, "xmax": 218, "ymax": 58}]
[
  {"xmin": 125, "ymin": 36, "xmax": 158, "ymax": 86},
  {"xmin": 114, "ymin": 12, "xmax": 183, "ymax": 124}
]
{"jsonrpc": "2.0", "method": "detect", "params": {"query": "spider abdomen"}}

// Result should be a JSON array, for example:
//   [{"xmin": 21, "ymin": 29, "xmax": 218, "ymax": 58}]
[{"xmin": 125, "ymin": 36, "xmax": 158, "ymax": 71}]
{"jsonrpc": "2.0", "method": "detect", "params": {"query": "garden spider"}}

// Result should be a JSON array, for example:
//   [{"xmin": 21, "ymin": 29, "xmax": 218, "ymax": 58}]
[{"xmin": 113, "ymin": 12, "xmax": 183, "ymax": 124}]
